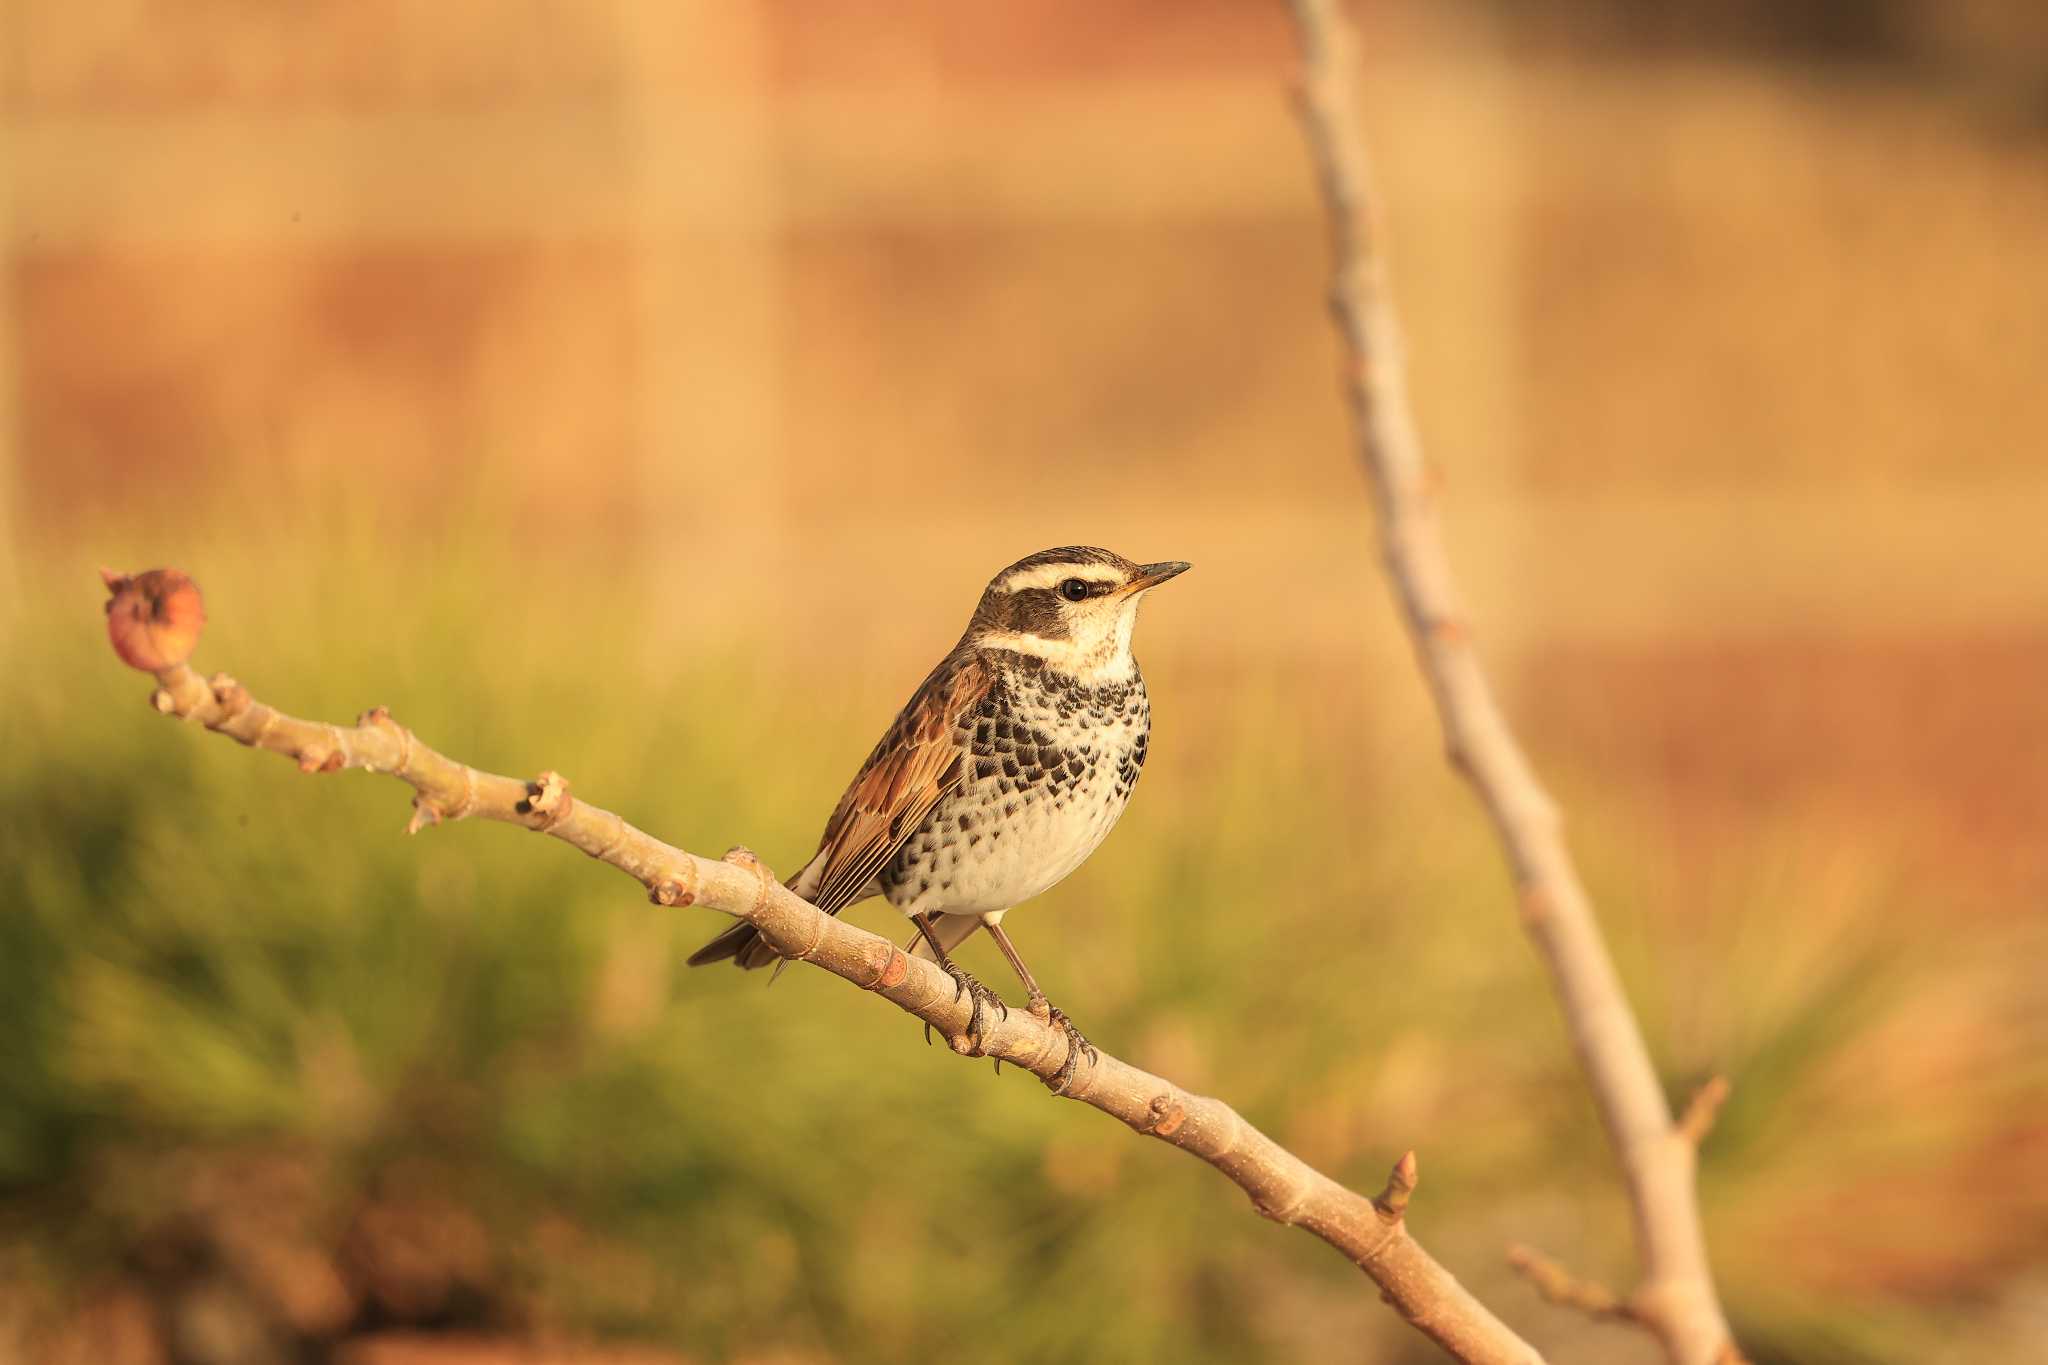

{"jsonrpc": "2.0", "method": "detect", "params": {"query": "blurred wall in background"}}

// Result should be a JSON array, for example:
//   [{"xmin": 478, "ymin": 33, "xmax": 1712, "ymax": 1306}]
[
  {"xmin": 10, "ymin": 0, "xmax": 2045, "ymax": 907},
  {"xmin": 10, "ymin": 0, "xmax": 2048, "ymax": 741}
]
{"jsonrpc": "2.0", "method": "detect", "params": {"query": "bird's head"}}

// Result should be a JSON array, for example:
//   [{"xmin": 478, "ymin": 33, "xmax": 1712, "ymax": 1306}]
[{"xmin": 968, "ymin": 546, "xmax": 1190, "ymax": 682}]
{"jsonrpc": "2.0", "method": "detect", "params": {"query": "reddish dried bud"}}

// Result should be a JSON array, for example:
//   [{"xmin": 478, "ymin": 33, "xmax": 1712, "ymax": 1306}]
[{"xmin": 103, "ymin": 568, "xmax": 206, "ymax": 672}]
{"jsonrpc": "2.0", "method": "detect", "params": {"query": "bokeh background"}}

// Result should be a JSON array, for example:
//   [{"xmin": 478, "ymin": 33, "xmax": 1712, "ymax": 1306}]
[{"xmin": 4, "ymin": 2, "xmax": 2046, "ymax": 1362}]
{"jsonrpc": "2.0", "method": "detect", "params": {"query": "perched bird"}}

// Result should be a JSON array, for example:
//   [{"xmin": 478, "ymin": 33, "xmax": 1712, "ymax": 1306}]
[{"xmin": 688, "ymin": 545, "xmax": 1189, "ymax": 1091}]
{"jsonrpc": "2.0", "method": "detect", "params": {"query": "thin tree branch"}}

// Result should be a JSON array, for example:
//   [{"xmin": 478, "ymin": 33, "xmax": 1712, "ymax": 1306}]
[
  {"xmin": 1505, "ymin": 1245, "xmax": 1637, "ymax": 1326},
  {"xmin": 100, "ymin": 570, "xmax": 1544, "ymax": 1365},
  {"xmin": 1283, "ymin": 3, "xmax": 1744, "ymax": 1362},
  {"xmin": 1676, "ymin": 1075, "xmax": 1732, "ymax": 1148}
]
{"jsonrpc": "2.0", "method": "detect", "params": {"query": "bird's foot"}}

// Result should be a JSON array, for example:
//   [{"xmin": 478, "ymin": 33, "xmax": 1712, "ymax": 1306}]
[
  {"xmin": 1038, "ymin": 1002, "xmax": 1097, "ymax": 1096},
  {"xmin": 926, "ymin": 960, "xmax": 1008, "ymax": 1055}
]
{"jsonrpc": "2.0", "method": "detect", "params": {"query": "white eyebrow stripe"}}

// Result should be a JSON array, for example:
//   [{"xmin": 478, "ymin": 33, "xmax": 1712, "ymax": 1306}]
[{"xmin": 1000, "ymin": 564, "xmax": 1124, "ymax": 593}]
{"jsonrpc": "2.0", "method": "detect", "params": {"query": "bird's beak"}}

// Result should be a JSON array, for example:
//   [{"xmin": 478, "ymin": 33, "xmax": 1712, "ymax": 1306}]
[{"xmin": 1120, "ymin": 560, "xmax": 1192, "ymax": 596}]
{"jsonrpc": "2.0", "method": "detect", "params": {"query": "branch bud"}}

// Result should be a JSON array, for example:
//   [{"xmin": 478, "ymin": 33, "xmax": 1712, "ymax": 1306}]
[{"xmin": 103, "ymin": 568, "xmax": 206, "ymax": 672}]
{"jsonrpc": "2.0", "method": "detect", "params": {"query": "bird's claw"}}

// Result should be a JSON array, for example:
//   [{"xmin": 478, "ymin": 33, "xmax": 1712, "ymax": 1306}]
[
  {"xmin": 1043, "ymin": 1005, "xmax": 1097, "ymax": 1096},
  {"xmin": 937, "ymin": 960, "xmax": 1007, "ymax": 1055}
]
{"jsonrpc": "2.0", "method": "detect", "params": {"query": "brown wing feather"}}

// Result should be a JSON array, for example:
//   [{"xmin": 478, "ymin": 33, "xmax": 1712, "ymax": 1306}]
[{"xmin": 805, "ymin": 650, "xmax": 990, "ymax": 917}]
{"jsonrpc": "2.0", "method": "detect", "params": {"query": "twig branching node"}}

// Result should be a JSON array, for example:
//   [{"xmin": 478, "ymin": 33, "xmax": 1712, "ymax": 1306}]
[
  {"xmin": 1506, "ymin": 1245, "xmax": 1635, "ymax": 1324},
  {"xmin": 1677, "ymin": 1076, "xmax": 1732, "ymax": 1148}
]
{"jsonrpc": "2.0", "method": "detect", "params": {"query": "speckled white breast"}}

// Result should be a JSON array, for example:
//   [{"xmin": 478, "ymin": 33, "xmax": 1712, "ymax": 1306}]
[{"xmin": 881, "ymin": 660, "xmax": 1149, "ymax": 921}]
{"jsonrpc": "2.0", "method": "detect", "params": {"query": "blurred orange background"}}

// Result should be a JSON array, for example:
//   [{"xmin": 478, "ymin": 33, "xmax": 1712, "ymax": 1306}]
[{"xmin": 3, "ymin": 3, "xmax": 2046, "ymax": 1363}]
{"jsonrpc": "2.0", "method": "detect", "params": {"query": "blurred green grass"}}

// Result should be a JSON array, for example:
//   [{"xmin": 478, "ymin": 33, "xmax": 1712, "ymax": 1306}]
[{"xmin": 2, "ymin": 536, "xmax": 2043, "ymax": 1364}]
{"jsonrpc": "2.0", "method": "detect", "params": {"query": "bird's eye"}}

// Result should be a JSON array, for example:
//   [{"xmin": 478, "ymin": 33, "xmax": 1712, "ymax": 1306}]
[{"xmin": 1057, "ymin": 578, "xmax": 1091, "ymax": 603}]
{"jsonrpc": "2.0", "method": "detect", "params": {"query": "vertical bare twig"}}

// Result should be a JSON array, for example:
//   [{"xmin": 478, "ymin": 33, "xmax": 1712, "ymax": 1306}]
[{"xmin": 1283, "ymin": 3, "xmax": 1744, "ymax": 1362}]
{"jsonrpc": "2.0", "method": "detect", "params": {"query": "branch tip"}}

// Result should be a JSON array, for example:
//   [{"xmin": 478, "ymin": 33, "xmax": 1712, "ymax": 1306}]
[
  {"xmin": 1678, "ymin": 1075, "xmax": 1732, "ymax": 1147},
  {"xmin": 1507, "ymin": 1244, "xmax": 1634, "ymax": 1323},
  {"xmin": 103, "ymin": 567, "xmax": 206, "ymax": 672},
  {"xmin": 404, "ymin": 799, "xmax": 443, "ymax": 836},
  {"xmin": 1376, "ymin": 1150, "xmax": 1418, "ymax": 1218}
]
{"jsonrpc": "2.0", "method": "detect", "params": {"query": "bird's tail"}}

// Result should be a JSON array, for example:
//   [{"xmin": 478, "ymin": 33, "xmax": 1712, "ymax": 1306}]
[{"xmin": 684, "ymin": 849, "xmax": 825, "ymax": 971}]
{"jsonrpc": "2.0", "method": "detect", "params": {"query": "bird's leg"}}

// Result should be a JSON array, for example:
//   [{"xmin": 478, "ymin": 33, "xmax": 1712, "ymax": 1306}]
[
  {"xmin": 985, "ymin": 921, "xmax": 1097, "ymax": 1095},
  {"xmin": 911, "ymin": 912, "xmax": 1006, "ymax": 1054},
  {"xmin": 983, "ymin": 920, "xmax": 1049, "ymax": 1013}
]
